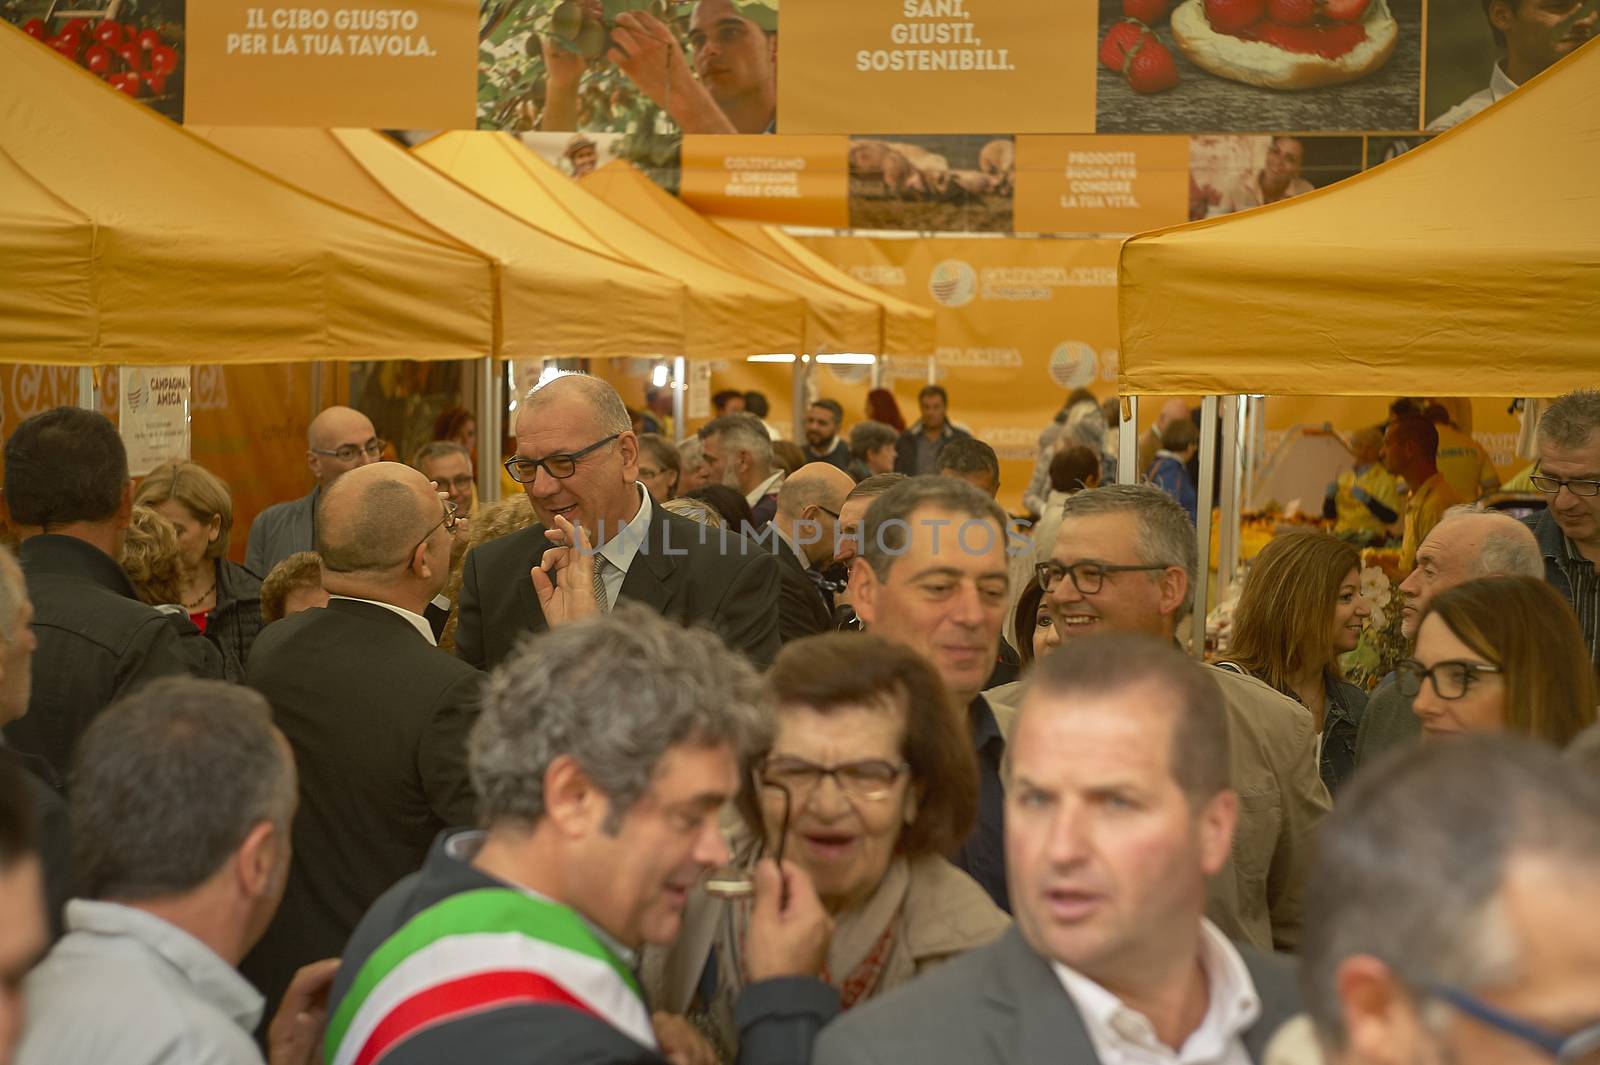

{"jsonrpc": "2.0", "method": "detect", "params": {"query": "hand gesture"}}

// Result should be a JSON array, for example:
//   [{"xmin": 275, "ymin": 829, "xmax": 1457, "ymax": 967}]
[
  {"xmin": 743, "ymin": 858, "xmax": 832, "ymax": 983},
  {"xmin": 651, "ymin": 1012, "xmax": 718, "ymax": 1065},
  {"xmin": 607, "ymin": 10, "xmax": 737, "ymax": 133},
  {"xmin": 266, "ymin": 958, "xmax": 340, "ymax": 1065},
  {"xmin": 531, "ymin": 512, "xmax": 601, "ymax": 626}
]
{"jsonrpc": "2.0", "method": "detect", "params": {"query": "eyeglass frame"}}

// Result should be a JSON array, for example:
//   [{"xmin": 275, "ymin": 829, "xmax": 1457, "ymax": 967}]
[
  {"xmin": 1425, "ymin": 984, "xmax": 1600, "ymax": 1062},
  {"xmin": 759, "ymin": 754, "xmax": 911, "ymax": 805},
  {"xmin": 1395, "ymin": 658, "xmax": 1502, "ymax": 701},
  {"xmin": 1529, "ymin": 467, "xmax": 1600, "ymax": 498},
  {"xmin": 502, "ymin": 433, "xmax": 622, "ymax": 484},
  {"xmin": 310, "ymin": 437, "xmax": 386, "ymax": 463},
  {"xmin": 1035, "ymin": 558, "xmax": 1170, "ymax": 597},
  {"xmin": 407, "ymin": 499, "xmax": 460, "ymax": 563}
]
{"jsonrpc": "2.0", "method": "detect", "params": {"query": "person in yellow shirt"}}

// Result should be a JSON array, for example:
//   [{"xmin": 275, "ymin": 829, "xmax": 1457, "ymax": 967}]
[
  {"xmin": 1425, "ymin": 404, "xmax": 1501, "ymax": 501},
  {"xmin": 1324, "ymin": 427, "xmax": 1402, "ymax": 537},
  {"xmin": 1384, "ymin": 415, "xmax": 1466, "ymax": 572}
]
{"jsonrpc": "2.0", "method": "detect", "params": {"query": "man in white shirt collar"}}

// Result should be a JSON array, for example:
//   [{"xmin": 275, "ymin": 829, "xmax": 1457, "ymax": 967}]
[
  {"xmin": 699, "ymin": 412, "xmax": 784, "ymax": 528},
  {"xmin": 1427, "ymin": 0, "xmax": 1595, "ymax": 131},
  {"xmin": 18, "ymin": 677, "xmax": 337, "ymax": 1065}
]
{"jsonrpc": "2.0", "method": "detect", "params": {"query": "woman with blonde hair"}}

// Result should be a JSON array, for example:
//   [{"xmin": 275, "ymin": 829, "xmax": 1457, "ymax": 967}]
[
  {"xmin": 133, "ymin": 460, "xmax": 262, "ymax": 679},
  {"xmin": 1221, "ymin": 530, "xmax": 1371, "ymax": 793},
  {"xmin": 121, "ymin": 507, "xmax": 225, "ymax": 678},
  {"xmin": 1405, "ymin": 575, "xmax": 1596, "ymax": 746}
]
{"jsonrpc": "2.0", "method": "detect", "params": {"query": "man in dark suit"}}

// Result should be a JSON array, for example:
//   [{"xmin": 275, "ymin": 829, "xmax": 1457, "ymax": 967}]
[
  {"xmin": 765, "ymin": 462, "xmax": 854, "ymax": 643},
  {"xmin": 242, "ymin": 461, "xmax": 481, "ymax": 1023},
  {"xmin": 815, "ymin": 635, "xmax": 1301, "ymax": 1065},
  {"xmin": 0, "ymin": 408, "xmax": 188, "ymax": 786},
  {"xmin": 455, "ymin": 374, "xmax": 781, "ymax": 672}
]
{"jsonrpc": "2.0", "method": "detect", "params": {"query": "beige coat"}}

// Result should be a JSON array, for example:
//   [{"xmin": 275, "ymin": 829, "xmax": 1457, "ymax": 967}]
[
  {"xmin": 644, "ymin": 849, "xmax": 1010, "ymax": 1061},
  {"xmin": 984, "ymin": 663, "xmax": 1330, "ymax": 954}
]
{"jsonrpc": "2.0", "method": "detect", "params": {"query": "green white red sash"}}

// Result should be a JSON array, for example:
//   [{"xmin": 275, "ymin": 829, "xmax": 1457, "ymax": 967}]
[{"xmin": 326, "ymin": 887, "xmax": 655, "ymax": 1065}]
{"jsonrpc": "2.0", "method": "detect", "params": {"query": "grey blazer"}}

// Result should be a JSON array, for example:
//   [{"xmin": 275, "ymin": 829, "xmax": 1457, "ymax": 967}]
[
  {"xmin": 244, "ymin": 487, "xmax": 319, "ymax": 577},
  {"xmin": 812, "ymin": 926, "xmax": 1301, "ymax": 1065}
]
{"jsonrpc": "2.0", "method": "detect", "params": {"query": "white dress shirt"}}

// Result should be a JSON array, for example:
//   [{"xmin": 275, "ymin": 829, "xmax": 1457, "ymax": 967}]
[
  {"xmin": 1427, "ymin": 62, "xmax": 1518, "ymax": 132},
  {"xmin": 21, "ymin": 900, "xmax": 265, "ymax": 1065},
  {"xmin": 1051, "ymin": 920, "xmax": 1262, "ymax": 1065},
  {"xmin": 745, "ymin": 470, "xmax": 785, "ymax": 509},
  {"xmin": 328, "ymin": 595, "xmax": 436, "ymax": 645},
  {"xmin": 592, "ymin": 482, "xmax": 653, "ymax": 611}
]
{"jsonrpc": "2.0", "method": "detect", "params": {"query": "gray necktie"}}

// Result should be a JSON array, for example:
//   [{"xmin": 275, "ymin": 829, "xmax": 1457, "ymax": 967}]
[{"xmin": 591, "ymin": 553, "xmax": 610, "ymax": 614}]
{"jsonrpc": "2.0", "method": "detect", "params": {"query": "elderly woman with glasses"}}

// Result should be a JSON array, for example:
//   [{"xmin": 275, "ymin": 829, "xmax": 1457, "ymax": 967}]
[
  {"xmin": 1403, "ymin": 575, "xmax": 1597, "ymax": 745},
  {"xmin": 645, "ymin": 633, "xmax": 1009, "ymax": 1060}
]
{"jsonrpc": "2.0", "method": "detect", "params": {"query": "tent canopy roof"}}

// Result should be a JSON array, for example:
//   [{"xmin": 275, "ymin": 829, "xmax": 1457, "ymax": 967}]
[
  {"xmin": 0, "ymin": 23, "xmax": 495, "ymax": 365},
  {"xmin": 1118, "ymin": 40, "xmax": 1600, "ymax": 398}
]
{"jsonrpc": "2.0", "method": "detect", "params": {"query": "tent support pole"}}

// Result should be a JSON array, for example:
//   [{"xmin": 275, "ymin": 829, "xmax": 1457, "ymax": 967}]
[
  {"xmin": 870, "ymin": 356, "xmax": 885, "ymax": 390},
  {"xmin": 672, "ymin": 357, "xmax": 687, "ymax": 444},
  {"xmin": 1191, "ymin": 396, "xmax": 1220, "ymax": 659},
  {"xmin": 1118, "ymin": 396, "xmax": 1139, "ymax": 484},
  {"xmin": 792, "ymin": 357, "xmax": 810, "ymax": 443},
  {"xmin": 77, "ymin": 367, "xmax": 98, "ymax": 411},
  {"xmin": 478, "ymin": 356, "xmax": 501, "ymax": 504},
  {"xmin": 1217, "ymin": 396, "xmax": 1242, "ymax": 605}
]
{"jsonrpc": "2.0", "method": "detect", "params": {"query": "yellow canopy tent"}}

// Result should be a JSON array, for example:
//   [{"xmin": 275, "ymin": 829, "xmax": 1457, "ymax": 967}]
[
  {"xmin": 579, "ymin": 160, "xmax": 883, "ymax": 356},
  {"xmin": 412, "ymin": 132, "xmax": 808, "ymax": 360},
  {"xmin": 0, "ymin": 23, "xmax": 495, "ymax": 365},
  {"xmin": 190, "ymin": 128, "xmax": 689, "ymax": 358},
  {"xmin": 1118, "ymin": 40, "xmax": 1600, "ymax": 398},
  {"xmin": 711, "ymin": 218, "xmax": 937, "ymax": 359}
]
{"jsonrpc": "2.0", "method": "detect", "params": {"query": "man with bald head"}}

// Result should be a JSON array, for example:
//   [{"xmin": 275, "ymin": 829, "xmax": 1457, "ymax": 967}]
[
  {"xmin": 245, "ymin": 405, "xmax": 383, "ymax": 576},
  {"xmin": 768, "ymin": 462, "xmax": 854, "ymax": 641},
  {"xmin": 242, "ymin": 461, "xmax": 481, "ymax": 1025},
  {"xmin": 1355, "ymin": 506, "xmax": 1544, "ymax": 765},
  {"xmin": 455, "ymin": 373, "xmax": 780, "ymax": 671}
]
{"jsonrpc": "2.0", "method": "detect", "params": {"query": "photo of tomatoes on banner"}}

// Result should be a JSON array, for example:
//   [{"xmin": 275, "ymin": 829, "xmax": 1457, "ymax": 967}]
[{"xmin": 16, "ymin": 5, "xmax": 183, "ymax": 116}]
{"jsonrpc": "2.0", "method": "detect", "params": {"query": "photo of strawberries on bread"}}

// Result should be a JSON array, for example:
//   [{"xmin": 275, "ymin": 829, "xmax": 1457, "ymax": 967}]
[{"xmin": 1170, "ymin": 0, "xmax": 1398, "ymax": 89}]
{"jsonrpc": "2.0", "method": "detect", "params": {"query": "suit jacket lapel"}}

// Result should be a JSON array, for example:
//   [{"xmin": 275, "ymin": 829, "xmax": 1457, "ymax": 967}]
[
  {"xmin": 518, "ymin": 526, "xmax": 554, "ymax": 632},
  {"xmin": 616, "ymin": 508, "xmax": 676, "ymax": 614},
  {"xmin": 983, "ymin": 927, "xmax": 1099, "ymax": 1063}
]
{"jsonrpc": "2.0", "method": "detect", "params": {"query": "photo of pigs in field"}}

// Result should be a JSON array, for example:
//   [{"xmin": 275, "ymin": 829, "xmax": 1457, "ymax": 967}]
[{"xmin": 848, "ymin": 134, "xmax": 1015, "ymax": 233}]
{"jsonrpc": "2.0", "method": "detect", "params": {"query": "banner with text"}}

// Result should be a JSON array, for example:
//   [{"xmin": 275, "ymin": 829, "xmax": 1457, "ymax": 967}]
[
  {"xmin": 119, "ymin": 367, "xmax": 191, "ymax": 475},
  {"xmin": 1013, "ymin": 135, "xmax": 1189, "ymax": 233},
  {"xmin": 680, "ymin": 135, "xmax": 850, "ymax": 227},
  {"xmin": 185, "ymin": 0, "xmax": 476, "ymax": 126}
]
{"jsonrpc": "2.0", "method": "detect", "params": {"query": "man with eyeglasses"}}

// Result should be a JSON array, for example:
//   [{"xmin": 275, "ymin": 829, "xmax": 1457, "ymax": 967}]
[
  {"xmin": 1295, "ymin": 735, "xmax": 1600, "ymax": 1065},
  {"xmin": 455, "ymin": 373, "xmax": 780, "ymax": 672},
  {"xmin": 246, "ymin": 405, "xmax": 385, "ymax": 577},
  {"xmin": 1523, "ymin": 388, "xmax": 1600, "ymax": 674},
  {"xmin": 1039, "ymin": 485, "xmax": 1329, "ymax": 954},
  {"xmin": 242, "ymin": 461, "xmax": 482, "ymax": 1030}
]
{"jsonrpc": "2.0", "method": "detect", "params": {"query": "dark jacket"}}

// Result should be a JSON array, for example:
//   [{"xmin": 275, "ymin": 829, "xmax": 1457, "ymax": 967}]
[
  {"xmin": 244, "ymin": 488, "xmax": 318, "ymax": 578},
  {"xmin": 154, "ymin": 606, "xmax": 227, "ymax": 680},
  {"xmin": 454, "ymin": 504, "xmax": 782, "ymax": 672},
  {"xmin": 0, "ymin": 743, "xmax": 71, "ymax": 937},
  {"xmin": 207, "ymin": 558, "xmax": 264, "ymax": 681},
  {"xmin": 772, "ymin": 535, "xmax": 831, "ymax": 644},
  {"xmin": 813, "ymin": 925, "xmax": 1300, "ymax": 1065},
  {"xmin": 894, "ymin": 421, "xmax": 971, "ymax": 477},
  {"xmin": 2, "ymin": 535, "xmax": 188, "ymax": 786},
  {"xmin": 327, "ymin": 831, "xmax": 838, "ymax": 1065},
  {"xmin": 1354, "ymin": 672, "xmax": 1421, "ymax": 768},
  {"xmin": 803, "ymin": 439, "xmax": 853, "ymax": 472},
  {"xmin": 1216, "ymin": 663, "xmax": 1367, "ymax": 796},
  {"xmin": 242, "ymin": 598, "xmax": 482, "ymax": 1024}
]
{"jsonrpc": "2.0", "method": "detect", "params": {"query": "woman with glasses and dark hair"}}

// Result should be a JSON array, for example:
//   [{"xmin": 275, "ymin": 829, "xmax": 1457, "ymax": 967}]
[
  {"xmin": 1404, "ymin": 575, "xmax": 1596, "ymax": 745},
  {"xmin": 645, "ymin": 632, "xmax": 1009, "ymax": 1060}
]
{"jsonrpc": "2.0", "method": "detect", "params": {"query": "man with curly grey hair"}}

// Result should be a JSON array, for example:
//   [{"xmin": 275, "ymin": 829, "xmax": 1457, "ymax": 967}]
[{"xmin": 325, "ymin": 605, "xmax": 837, "ymax": 1065}]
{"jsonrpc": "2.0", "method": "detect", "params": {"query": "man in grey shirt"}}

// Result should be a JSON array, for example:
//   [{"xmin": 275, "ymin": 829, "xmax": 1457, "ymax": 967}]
[{"xmin": 19, "ymin": 678, "xmax": 335, "ymax": 1065}]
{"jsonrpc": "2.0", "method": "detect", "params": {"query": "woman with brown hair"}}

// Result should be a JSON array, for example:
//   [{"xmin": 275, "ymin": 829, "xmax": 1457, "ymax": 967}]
[
  {"xmin": 1405, "ymin": 575, "xmax": 1597, "ymax": 746},
  {"xmin": 1221, "ymin": 530, "xmax": 1371, "ymax": 793},
  {"xmin": 645, "ymin": 632, "xmax": 1008, "ymax": 1059},
  {"xmin": 133, "ymin": 460, "xmax": 263, "ymax": 679}
]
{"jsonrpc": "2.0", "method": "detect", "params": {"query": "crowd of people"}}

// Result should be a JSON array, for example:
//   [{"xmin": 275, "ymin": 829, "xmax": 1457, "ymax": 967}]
[{"xmin": 0, "ymin": 375, "xmax": 1598, "ymax": 1065}]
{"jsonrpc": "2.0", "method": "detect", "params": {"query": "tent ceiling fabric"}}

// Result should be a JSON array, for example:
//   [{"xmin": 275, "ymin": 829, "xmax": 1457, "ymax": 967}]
[
  {"xmin": 1117, "ymin": 39, "xmax": 1600, "ymax": 398},
  {"xmin": 193, "ymin": 127, "xmax": 690, "ymax": 358},
  {"xmin": 413, "ymin": 132, "xmax": 808, "ymax": 360},
  {"xmin": 0, "ymin": 22, "xmax": 496, "ymax": 366}
]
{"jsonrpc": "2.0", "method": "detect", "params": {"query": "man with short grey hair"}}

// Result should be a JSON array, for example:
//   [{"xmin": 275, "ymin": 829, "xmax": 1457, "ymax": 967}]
[
  {"xmin": 243, "ymin": 462, "xmax": 481, "ymax": 1029},
  {"xmin": 1298, "ymin": 736, "xmax": 1600, "ymax": 1065},
  {"xmin": 851, "ymin": 476, "xmax": 1014, "ymax": 910},
  {"xmin": 847, "ymin": 421, "xmax": 898, "ymax": 481},
  {"xmin": 411, "ymin": 440, "xmax": 475, "ymax": 515},
  {"xmin": 1524, "ymin": 388, "xmax": 1600, "ymax": 673},
  {"xmin": 457, "ymin": 374, "xmax": 780, "ymax": 671},
  {"xmin": 1356, "ymin": 506, "xmax": 1545, "ymax": 765},
  {"xmin": 1041, "ymin": 484, "xmax": 1330, "ymax": 953},
  {"xmin": 325, "ymin": 606, "xmax": 837, "ymax": 1065},
  {"xmin": 700, "ymin": 411, "xmax": 783, "ymax": 528},
  {"xmin": 19, "ymin": 677, "xmax": 337, "ymax": 1065}
]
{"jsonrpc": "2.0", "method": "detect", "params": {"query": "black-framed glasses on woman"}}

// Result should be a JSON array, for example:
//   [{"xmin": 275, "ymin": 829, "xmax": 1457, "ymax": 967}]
[
  {"xmin": 502, "ymin": 433, "xmax": 621, "ymax": 484},
  {"xmin": 312, "ymin": 438, "xmax": 385, "ymax": 462},
  {"xmin": 1035, "ymin": 559, "xmax": 1168, "ymax": 596},
  {"xmin": 1395, "ymin": 659, "xmax": 1501, "ymax": 700},
  {"xmin": 761, "ymin": 756, "xmax": 909, "ymax": 803}
]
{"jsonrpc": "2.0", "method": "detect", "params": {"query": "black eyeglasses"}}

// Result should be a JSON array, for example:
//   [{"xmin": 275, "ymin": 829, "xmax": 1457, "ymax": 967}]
[
  {"xmin": 1425, "ymin": 984, "xmax": 1600, "ymax": 1062},
  {"xmin": 502, "ymin": 433, "xmax": 621, "ymax": 484},
  {"xmin": 312, "ymin": 438, "xmax": 385, "ymax": 462},
  {"xmin": 761, "ymin": 755, "xmax": 909, "ymax": 803},
  {"xmin": 1530, "ymin": 469, "xmax": 1600, "ymax": 498},
  {"xmin": 1036, "ymin": 559, "xmax": 1167, "ymax": 596},
  {"xmin": 408, "ymin": 499, "xmax": 460, "ymax": 561},
  {"xmin": 815, "ymin": 505, "xmax": 841, "ymax": 520},
  {"xmin": 1395, "ymin": 659, "xmax": 1501, "ymax": 700}
]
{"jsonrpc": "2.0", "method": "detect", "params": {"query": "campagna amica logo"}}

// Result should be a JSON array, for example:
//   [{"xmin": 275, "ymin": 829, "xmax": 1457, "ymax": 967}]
[{"xmin": 927, "ymin": 260, "xmax": 977, "ymax": 308}]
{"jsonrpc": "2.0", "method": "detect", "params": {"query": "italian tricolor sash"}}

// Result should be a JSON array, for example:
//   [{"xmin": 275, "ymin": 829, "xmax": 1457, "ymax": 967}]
[{"xmin": 326, "ymin": 888, "xmax": 656, "ymax": 1065}]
